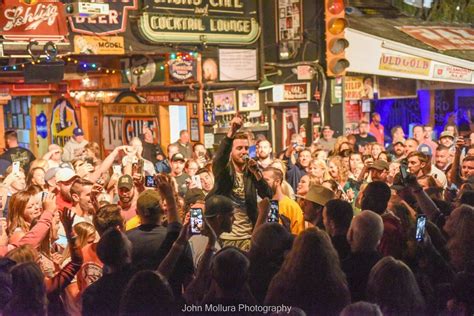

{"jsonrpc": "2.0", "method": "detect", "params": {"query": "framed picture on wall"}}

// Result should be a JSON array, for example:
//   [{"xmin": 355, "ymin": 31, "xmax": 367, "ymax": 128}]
[
  {"xmin": 190, "ymin": 118, "xmax": 199, "ymax": 142},
  {"xmin": 238, "ymin": 90, "xmax": 260, "ymax": 112},
  {"xmin": 213, "ymin": 90, "xmax": 236, "ymax": 116}
]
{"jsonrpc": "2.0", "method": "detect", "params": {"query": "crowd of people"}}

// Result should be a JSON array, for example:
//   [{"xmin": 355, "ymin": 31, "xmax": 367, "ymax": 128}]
[{"xmin": 0, "ymin": 113, "xmax": 473, "ymax": 316}]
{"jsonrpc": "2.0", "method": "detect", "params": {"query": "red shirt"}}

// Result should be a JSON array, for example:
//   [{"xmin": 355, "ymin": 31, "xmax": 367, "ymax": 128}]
[
  {"xmin": 370, "ymin": 122, "xmax": 384, "ymax": 145},
  {"xmin": 56, "ymin": 194, "xmax": 73, "ymax": 211}
]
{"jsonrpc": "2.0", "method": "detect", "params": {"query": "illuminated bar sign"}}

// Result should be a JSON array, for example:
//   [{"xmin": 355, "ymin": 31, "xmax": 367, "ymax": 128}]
[
  {"xmin": 138, "ymin": 0, "xmax": 260, "ymax": 45},
  {"xmin": 0, "ymin": 0, "xmax": 68, "ymax": 42}
]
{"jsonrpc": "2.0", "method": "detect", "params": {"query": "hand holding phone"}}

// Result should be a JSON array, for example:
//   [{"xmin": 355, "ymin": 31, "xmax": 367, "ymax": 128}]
[
  {"xmin": 267, "ymin": 200, "xmax": 279, "ymax": 223},
  {"xmin": 12, "ymin": 161, "xmax": 20, "ymax": 174},
  {"xmin": 415, "ymin": 215, "xmax": 427, "ymax": 242},
  {"xmin": 190, "ymin": 207, "xmax": 204, "ymax": 234},
  {"xmin": 145, "ymin": 175, "xmax": 156, "ymax": 187},
  {"xmin": 399, "ymin": 164, "xmax": 409, "ymax": 184}
]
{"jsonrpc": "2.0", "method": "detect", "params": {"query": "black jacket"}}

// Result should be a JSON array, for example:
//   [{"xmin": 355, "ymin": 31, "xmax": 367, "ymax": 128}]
[{"xmin": 207, "ymin": 136, "xmax": 273, "ymax": 226}]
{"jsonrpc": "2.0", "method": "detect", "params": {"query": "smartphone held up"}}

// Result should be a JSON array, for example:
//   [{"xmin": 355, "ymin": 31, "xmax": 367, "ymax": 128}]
[{"xmin": 190, "ymin": 207, "xmax": 204, "ymax": 235}]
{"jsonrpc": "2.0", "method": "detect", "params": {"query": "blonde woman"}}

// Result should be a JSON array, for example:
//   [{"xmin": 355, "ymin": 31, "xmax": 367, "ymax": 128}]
[
  {"xmin": 307, "ymin": 159, "xmax": 327, "ymax": 185},
  {"xmin": 271, "ymin": 159, "xmax": 295, "ymax": 200}
]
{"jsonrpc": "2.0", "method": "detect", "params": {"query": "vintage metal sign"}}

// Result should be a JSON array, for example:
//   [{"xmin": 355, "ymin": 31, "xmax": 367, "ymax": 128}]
[
  {"xmin": 273, "ymin": 83, "xmax": 310, "ymax": 102},
  {"xmin": 74, "ymin": 35, "xmax": 125, "ymax": 55},
  {"xmin": 379, "ymin": 53, "xmax": 430, "ymax": 76},
  {"xmin": 433, "ymin": 64, "xmax": 473, "ymax": 82},
  {"xmin": 398, "ymin": 26, "xmax": 474, "ymax": 51},
  {"xmin": 138, "ymin": 0, "xmax": 260, "ymax": 44},
  {"xmin": 0, "ymin": 0, "xmax": 68, "ymax": 42},
  {"xmin": 168, "ymin": 59, "xmax": 196, "ymax": 81},
  {"xmin": 69, "ymin": 0, "xmax": 138, "ymax": 35}
]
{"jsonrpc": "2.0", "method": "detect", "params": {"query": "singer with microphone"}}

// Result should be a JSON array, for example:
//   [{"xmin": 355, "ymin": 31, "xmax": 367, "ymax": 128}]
[{"xmin": 207, "ymin": 114, "xmax": 273, "ymax": 251}]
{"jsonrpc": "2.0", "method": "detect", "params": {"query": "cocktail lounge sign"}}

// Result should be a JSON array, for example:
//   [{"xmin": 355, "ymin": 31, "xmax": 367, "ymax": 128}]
[{"xmin": 138, "ymin": 0, "xmax": 260, "ymax": 45}]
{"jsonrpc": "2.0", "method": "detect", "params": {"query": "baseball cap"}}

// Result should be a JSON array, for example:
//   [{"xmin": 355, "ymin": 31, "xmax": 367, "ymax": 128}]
[
  {"xmin": 369, "ymin": 160, "xmax": 390, "ymax": 171},
  {"xmin": 137, "ymin": 189, "xmax": 162, "ymax": 215},
  {"xmin": 45, "ymin": 167, "xmax": 59, "ymax": 182},
  {"xmin": 440, "ymin": 131, "xmax": 454, "ymax": 139},
  {"xmin": 56, "ymin": 168, "xmax": 78, "ymax": 183},
  {"xmin": 418, "ymin": 144, "xmax": 433, "ymax": 156},
  {"xmin": 393, "ymin": 138, "xmax": 406, "ymax": 145},
  {"xmin": 204, "ymin": 195, "xmax": 235, "ymax": 218},
  {"xmin": 301, "ymin": 185, "xmax": 335, "ymax": 206},
  {"xmin": 171, "ymin": 153, "xmax": 185, "ymax": 162},
  {"xmin": 184, "ymin": 188, "xmax": 206, "ymax": 206},
  {"xmin": 118, "ymin": 175, "xmax": 133, "ymax": 190},
  {"xmin": 73, "ymin": 127, "xmax": 84, "ymax": 137}
]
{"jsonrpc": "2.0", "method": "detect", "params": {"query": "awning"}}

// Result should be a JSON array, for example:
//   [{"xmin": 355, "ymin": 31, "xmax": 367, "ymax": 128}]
[{"xmin": 345, "ymin": 15, "xmax": 474, "ymax": 85}]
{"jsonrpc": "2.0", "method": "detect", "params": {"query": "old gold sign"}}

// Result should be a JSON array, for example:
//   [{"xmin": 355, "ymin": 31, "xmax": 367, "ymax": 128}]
[{"xmin": 138, "ymin": 0, "xmax": 260, "ymax": 44}]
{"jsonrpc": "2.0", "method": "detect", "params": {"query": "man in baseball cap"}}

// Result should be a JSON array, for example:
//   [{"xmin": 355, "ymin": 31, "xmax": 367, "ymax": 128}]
[
  {"xmin": 300, "ymin": 185, "xmax": 335, "ymax": 228},
  {"xmin": 117, "ymin": 175, "xmax": 138, "ymax": 224},
  {"xmin": 56, "ymin": 167, "xmax": 79, "ymax": 210},
  {"xmin": 439, "ymin": 131, "xmax": 455, "ymax": 148},
  {"xmin": 368, "ymin": 160, "xmax": 390, "ymax": 182},
  {"xmin": 391, "ymin": 138, "xmax": 406, "ymax": 161},
  {"xmin": 170, "ymin": 153, "xmax": 190, "ymax": 197},
  {"xmin": 62, "ymin": 126, "xmax": 89, "ymax": 162},
  {"xmin": 188, "ymin": 195, "xmax": 235, "ymax": 268}
]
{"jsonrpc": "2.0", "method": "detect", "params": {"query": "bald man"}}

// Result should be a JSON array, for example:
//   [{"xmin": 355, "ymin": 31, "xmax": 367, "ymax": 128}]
[{"xmin": 342, "ymin": 211, "xmax": 384, "ymax": 302}]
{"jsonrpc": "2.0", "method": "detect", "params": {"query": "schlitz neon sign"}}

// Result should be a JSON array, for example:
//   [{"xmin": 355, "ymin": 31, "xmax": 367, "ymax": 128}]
[{"xmin": 0, "ymin": 0, "xmax": 68, "ymax": 42}]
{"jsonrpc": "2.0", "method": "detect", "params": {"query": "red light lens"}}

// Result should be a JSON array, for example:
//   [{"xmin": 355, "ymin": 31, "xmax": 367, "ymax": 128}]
[{"xmin": 328, "ymin": 0, "xmax": 344, "ymax": 14}]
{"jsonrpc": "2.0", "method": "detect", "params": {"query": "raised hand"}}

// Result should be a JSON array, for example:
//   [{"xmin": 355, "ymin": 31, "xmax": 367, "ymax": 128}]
[
  {"xmin": 155, "ymin": 173, "xmax": 176, "ymax": 197},
  {"xmin": 42, "ymin": 192, "xmax": 57, "ymax": 213},
  {"xmin": 60, "ymin": 208, "xmax": 76, "ymax": 241}
]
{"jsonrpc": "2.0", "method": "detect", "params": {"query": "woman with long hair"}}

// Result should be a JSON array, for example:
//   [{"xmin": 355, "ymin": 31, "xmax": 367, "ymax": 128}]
[
  {"xmin": 331, "ymin": 136, "xmax": 350, "ymax": 157},
  {"xmin": 327, "ymin": 156, "xmax": 350, "ymax": 199},
  {"xmin": 84, "ymin": 142, "xmax": 101, "ymax": 164},
  {"xmin": 367, "ymin": 256, "xmax": 426, "ymax": 315},
  {"xmin": 446, "ymin": 205, "xmax": 474, "ymax": 272},
  {"xmin": 307, "ymin": 159, "xmax": 326, "ymax": 185},
  {"xmin": 7, "ymin": 190, "xmax": 42, "ymax": 244},
  {"xmin": 265, "ymin": 228, "xmax": 350, "ymax": 315},
  {"xmin": 26, "ymin": 167, "xmax": 47, "ymax": 190}
]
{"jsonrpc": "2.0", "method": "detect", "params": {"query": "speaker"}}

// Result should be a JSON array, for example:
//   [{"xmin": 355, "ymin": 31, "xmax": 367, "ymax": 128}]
[{"xmin": 24, "ymin": 61, "xmax": 65, "ymax": 83}]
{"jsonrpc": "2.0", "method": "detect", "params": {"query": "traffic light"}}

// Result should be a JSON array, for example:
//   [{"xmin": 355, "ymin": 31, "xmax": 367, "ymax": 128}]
[{"xmin": 324, "ymin": 0, "xmax": 350, "ymax": 77}]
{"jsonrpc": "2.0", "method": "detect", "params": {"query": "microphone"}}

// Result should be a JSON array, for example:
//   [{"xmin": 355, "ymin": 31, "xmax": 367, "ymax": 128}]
[{"xmin": 242, "ymin": 154, "xmax": 250, "ymax": 163}]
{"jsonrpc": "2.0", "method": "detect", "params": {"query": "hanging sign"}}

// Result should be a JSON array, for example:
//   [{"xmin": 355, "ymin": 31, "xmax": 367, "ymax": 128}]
[
  {"xmin": 138, "ymin": 0, "xmax": 260, "ymax": 45},
  {"xmin": 168, "ymin": 59, "xmax": 196, "ymax": 81},
  {"xmin": 103, "ymin": 116, "xmax": 160, "ymax": 151},
  {"xmin": 69, "ymin": 0, "xmax": 138, "ymax": 35},
  {"xmin": 50, "ymin": 98, "xmax": 80, "ymax": 147},
  {"xmin": 74, "ymin": 36, "xmax": 125, "ymax": 55},
  {"xmin": 0, "ymin": 0, "xmax": 68, "ymax": 42},
  {"xmin": 433, "ymin": 64, "xmax": 472, "ymax": 82},
  {"xmin": 344, "ymin": 77, "xmax": 365, "ymax": 101},
  {"xmin": 36, "ymin": 112, "xmax": 48, "ymax": 139},
  {"xmin": 379, "ymin": 53, "xmax": 430, "ymax": 76},
  {"xmin": 398, "ymin": 26, "xmax": 474, "ymax": 51},
  {"xmin": 102, "ymin": 103, "xmax": 159, "ymax": 116},
  {"xmin": 273, "ymin": 83, "xmax": 310, "ymax": 102}
]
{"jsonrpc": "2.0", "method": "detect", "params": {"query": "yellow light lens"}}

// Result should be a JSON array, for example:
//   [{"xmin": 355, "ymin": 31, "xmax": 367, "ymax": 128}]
[{"xmin": 328, "ymin": 18, "xmax": 347, "ymax": 35}]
